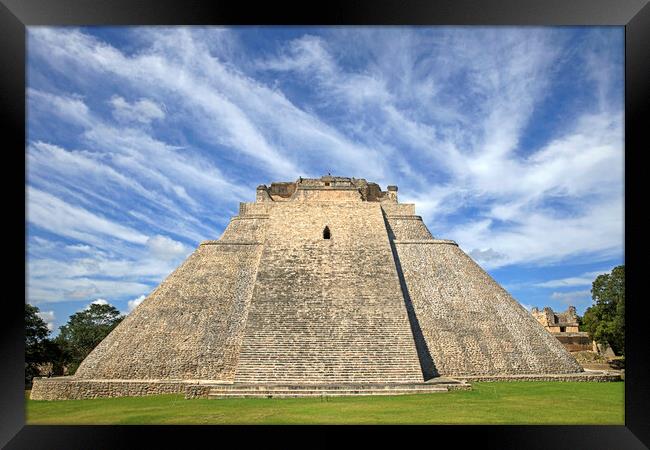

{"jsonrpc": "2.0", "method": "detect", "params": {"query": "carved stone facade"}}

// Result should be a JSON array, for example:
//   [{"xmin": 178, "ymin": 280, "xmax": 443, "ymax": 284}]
[
  {"xmin": 31, "ymin": 176, "xmax": 585, "ymax": 400},
  {"xmin": 530, "ymin": 306, "xmax": 594, "ymax": 353},
  {"xmin": 531, "ymin": 306, "xmax": 580, "ymax": 333}
]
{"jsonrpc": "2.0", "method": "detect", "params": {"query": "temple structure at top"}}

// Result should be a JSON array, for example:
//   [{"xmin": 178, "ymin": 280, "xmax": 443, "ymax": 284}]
[{"xmin": 255, "ymin": 176, "xmax": 399, "ymax": 203}]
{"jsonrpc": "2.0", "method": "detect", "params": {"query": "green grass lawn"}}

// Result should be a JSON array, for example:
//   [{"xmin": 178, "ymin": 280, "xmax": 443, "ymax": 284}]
[{"xmin": 25, "ymin": 381, "xmax": 624, "ymax": 425}]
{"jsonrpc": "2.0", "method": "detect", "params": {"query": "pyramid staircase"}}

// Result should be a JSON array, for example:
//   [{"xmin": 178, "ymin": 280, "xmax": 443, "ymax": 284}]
[
  {"xmin": 233, "ymin": 203, "xmax": 426, "ymax": 385},
  {"xmin": 204, "ymin": 379, "xmax": 470, "ymax": 398}
]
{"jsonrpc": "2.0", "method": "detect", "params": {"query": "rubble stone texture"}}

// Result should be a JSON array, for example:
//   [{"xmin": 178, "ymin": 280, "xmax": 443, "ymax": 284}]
[{"xmin": 31, "ymin": 176, "xmax": 583, "ymax": 400}]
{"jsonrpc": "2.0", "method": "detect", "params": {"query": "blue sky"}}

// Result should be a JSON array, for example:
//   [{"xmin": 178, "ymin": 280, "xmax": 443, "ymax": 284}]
[{"xmin": 26, "ymin": 26, "xmax": 624, "ymax": 334}]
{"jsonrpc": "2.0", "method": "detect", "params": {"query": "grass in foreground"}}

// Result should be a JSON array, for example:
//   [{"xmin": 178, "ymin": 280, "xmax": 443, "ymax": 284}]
[{"xmin": 25, "ymin": 381, "xmax": 624, "ymax": 425}]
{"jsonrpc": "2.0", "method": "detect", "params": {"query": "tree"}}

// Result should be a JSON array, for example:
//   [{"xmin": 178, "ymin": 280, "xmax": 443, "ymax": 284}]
[
  {"xmin": 56, "ymin": 303, "xmax": 124, "ymax": 375},
  {"xmin": 581, "ymin": 265, "xmax": 625, "ymax": 356},
  {"xmin": 25, "ymin": 304, "xmax": 52, "ymax": 385}
]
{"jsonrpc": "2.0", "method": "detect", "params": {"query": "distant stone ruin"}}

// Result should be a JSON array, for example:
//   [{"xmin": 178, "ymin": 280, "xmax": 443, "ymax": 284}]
[
  {"xmin": 531, "ymin": 306, "xmax": 580, "ymax": 333},
  {"xmin": 33, "ymin": 176, "xmax": 615, "ymax": 400},
  {"xmin": 531, "ymin": 306, "xmax": 593, "ymax": 353}
]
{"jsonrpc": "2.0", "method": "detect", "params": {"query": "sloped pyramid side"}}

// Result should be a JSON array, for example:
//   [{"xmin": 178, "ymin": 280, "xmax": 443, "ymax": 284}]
[
  {"xmin": 386, "ymin": 213, "xmax": 583, "ymax": 376},
  {"xmin": 74, "ymin": 216, "xmax": 266, "ymax": 381}
]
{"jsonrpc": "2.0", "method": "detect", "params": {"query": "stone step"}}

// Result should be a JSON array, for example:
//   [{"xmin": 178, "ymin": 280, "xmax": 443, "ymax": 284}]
[
  {"xmin": 238, "ymin": 343, "xmax": 416, "ymax": 347},
  {"xmin": 233, "ymin": 204, "xmax": 425, "ymax": 385},
  {"xmin": 233, "ymin": 379, "xmax": 426, "ymax": 384},
  {"xmin": 236, "ymin": 353, "xmax": 417, "ymax": 356},
  {"xmin": 235, "ymin": 370, "xmax": 420, "ymax": 373},
  {"xmin": 234, "ymin": 372, "xmax": 423, "ymax": 377},
  {"xmin": 235, "ymin": 362, "xmax": 421, "ymax": 367},
  {"xmin": 235, "ymin": 364, "xmax": 419, "ymax": 367},
  {"xmin": 233, "ymin": 378, "xmax": 423, "ymax": 381},
  {"xmin": 208, "ymin": 390, "xmax": 448, "ymax": 398},
  {"xmin": 210, "ymin": 387, "xmax": 449, "ymax": 393},
  {"xmin": 210, "ymin": 384, "xmax": 456, "ymax": 391},
  {"xmin": 237, "ymin": 356, "xmax": 415, "ymax": 360},
  {"xmin": 236, "ymin": 361, "xmax": 418, "ymax": 363},
  {"xmin": 235, "ymin": 370, "xmax": 418, "ymax": 373},
  {"xmin": 233, "ymin": 368, "xmax": 420, "ymax": 370},
  {"xmin": 237, "ymin": 350, "xmax": 417, "ymax": 353},
  {"xmin": 205, "ymin": 384, "xmax": 467, "ymax": 398},
  {"xmin": 237, "ymin": 350, "xmax": 417, "ymax": 354}
]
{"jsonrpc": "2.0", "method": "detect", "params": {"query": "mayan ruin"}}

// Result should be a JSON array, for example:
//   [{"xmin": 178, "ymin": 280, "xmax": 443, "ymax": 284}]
[
  {"xmin": 531, "ymin": 306, "xmax": 581, "ymax": 333},
  {"xmin": 32, "ymin": 175, "xmax": 621, "ymax": 400},
  {"xmin": 531, "ymin": 305, "xmax": 617, "ymax": 360}
]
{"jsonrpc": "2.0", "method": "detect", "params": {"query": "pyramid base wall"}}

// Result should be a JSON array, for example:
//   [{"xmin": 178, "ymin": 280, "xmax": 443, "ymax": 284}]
[
  {"xmin": 30, "ymin": 377, "xmax": 188, "ymax": 400},
  {"xmin": 553, "ymin": 332, "xmax": 594, "ymax": 352},
  {"xmin": 30, "ymin": 370, "xmax": 622, "ymax": 400},
  {"xmin": 456, "ymin": 372, "xmax": 622, "ymax": 382}
]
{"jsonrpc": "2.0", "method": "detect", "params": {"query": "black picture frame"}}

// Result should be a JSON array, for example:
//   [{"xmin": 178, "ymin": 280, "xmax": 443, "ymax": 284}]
[{"xmin": 2, "ymin": 0, "xmax": 648, "ymax": 448}]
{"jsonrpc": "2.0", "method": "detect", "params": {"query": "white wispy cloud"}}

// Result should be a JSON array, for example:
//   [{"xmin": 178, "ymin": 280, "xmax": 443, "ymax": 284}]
[
  {"xmin": 534, "ymin": 270, "xmax": 611, "ymax": 288},
  {"xmin": 89, "ymin": 298, "xmax": 109, "ymax": 307},
  {"xmin": 28, "ymin": 88, "xmax": 93, "ymax": 128},
  {"xmin": 26, "ymin": 26, "xmax": 623, "ymax": 316},
  {"xmin": 26, "ymin": 101, "xmax": 240, "ymax": 247},
  {"xmin": 519, "ymin": 303, "xmax": 534, "ymax": 313},
  {"xmin": 29, "ymin": 28, "xmax": 301, "ymax": 178},
  {"xmin": 127, "ymin": 294, "xmax": 146, "ymax": 313},
  {"xmin": 146, "ymin": 235, "xmax": 191, "ymax": 260},
  {"xmin": 550, "ymin": 290, "xmax": 592, "ymax": 305},
  {"xmin": 109, "ymin": 95, "xmax": 165, "ymax": 124},
  {"xmin": 28, "ymin": 89, "xmax": 249, "ymax": 214},
  {"xmin": 28, "ymin": 254, "xmax": 182, "ymax": 281},
  {"xmin": 28, "ymin": 275, "xmax": 151, "ymax": 305},
  {"xmin": 27, "ymin": 234, "xmax": 187, "ymax": 304},
  {"xmin": 36, "ymin": 310, "xmax": 56, "ymax": 331},
  {"xmin": 27, "ymin": 186, "xmax": 149, "ymax": 246}
]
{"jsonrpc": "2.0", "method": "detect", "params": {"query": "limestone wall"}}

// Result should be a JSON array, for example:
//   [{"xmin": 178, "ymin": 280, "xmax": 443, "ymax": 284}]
[
  {"xmin": 30, "ymin": 377, "xmax": 187, "ymax": 400},
  {"xmin": 234, "ymin": 201, "xmax": 424, "ymax": 384},
  {"xmin": 393, "ymin": 240, "xmax": 583, "ymax": 376},
  {"xmin": 554, "ymin": 333, "xmax": 593, "ymax": 352},
  {"xmin": 380, "ymin": 203, "xmax": 415, "ymax": 216},
  {"xmin": 219, "ymin": 215, "xmax": 269, "ymax": 241},
  {"xmin": 239, "ymin": 202, "xmax": 271, "ymax": 216},
  {"xmin": 291, "ymin": 187, "xmax": 363, "ymax": 202},
  {"xmin": 384, "ymin": 214, "xmax": 433, "ymax": 240},
  {"xmin": 546, "ymin": 325, "xmax": 580, "ymax": 333},
  {"xmin": 74, "ymin": 239, "xmax": 264, "ymax": 381},
  {"xmin": 458, "ymin": 373, "xmax": 620, "ymax": 382}
]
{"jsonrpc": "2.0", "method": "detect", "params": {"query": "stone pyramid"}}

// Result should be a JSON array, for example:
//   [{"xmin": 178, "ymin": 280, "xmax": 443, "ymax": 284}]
[{"xmin": 31, "ymin": 176, "xmax": 584, "ymax": 400}]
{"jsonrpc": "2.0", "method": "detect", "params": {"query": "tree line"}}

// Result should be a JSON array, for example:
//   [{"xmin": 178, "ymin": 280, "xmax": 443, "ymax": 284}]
[
  {"xmin": 25, "ymin": 302, "xmax": 124, "ymax": 386},
  {"xmin": 580, "ymin": 264, "xmax": 625, "ymax": 356}
]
